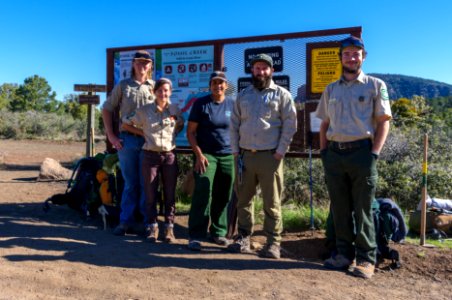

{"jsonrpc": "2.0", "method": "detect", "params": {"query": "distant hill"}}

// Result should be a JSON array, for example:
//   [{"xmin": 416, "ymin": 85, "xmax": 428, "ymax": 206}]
[{"xmin": 369, "ymin": 73, "xmax": 452, "ymax": 100}]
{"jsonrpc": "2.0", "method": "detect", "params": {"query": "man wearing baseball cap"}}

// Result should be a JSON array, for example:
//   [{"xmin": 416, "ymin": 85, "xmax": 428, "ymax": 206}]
[
  {"xmin": 229, "ymin": 54, "xmax": 297, "ymax": 259},
  {"xmin": 315, "ymin": 36, "xmax": 392, "ymax": 279}
]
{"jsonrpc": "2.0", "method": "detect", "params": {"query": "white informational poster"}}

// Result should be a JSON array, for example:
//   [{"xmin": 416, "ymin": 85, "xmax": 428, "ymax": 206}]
[
  {"xmin": 160, "ymin": 46, "xmax": 214, "ymax": 89},
  {"xmin": 309, "ymin": 112, "xmax": 322, "ymax": 133},
  {"xmin": 113, "ymin": 49, "xmax": 156, "ymax": 85},
  {"xmin": 158, "ymin": 45, "xmax": 214, "ymax": 146}
]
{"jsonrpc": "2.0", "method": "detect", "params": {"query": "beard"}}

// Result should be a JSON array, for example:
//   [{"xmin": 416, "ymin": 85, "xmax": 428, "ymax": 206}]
[
  {"xmin": 343, "ymin": 66, "xmax": 359, "ymax": 74},
  {"xmin": 252, "ymin": 74, "xmax": 272, "ymax": 90},
  {"xmin": 342, "ymin": 62, "xmax": 362, "ymax": 75}
]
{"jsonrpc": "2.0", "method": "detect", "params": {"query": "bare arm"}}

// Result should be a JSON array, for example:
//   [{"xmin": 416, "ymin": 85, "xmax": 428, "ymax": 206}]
[
  {"xmin": 372, "ymin": 115, "xmax": 391, "ymax": 155},
  {"xmin": 102, "ymin": 108, "xmax": 123, "ymax": 150},
  {"xmin": 186, "ymin": 121, "xmax": 209, "ymax": 174},
  {"xmin": 121, "ymin": 123, "xmax": 144, "ymax": 137}
]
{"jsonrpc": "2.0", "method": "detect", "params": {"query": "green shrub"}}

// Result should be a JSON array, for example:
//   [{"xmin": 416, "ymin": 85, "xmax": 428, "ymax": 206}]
[
  {"xmin": 282, "ymin": 204, "xmax": 329, "ymax": 231},
  {"xmin": 0, "ymin": 109, "xmax": 92, "ymax": 140},
  {"xmin": 378, "ymin": 124, "xmax": 452, "ymax": 210},
  {"xmin": 251, "ymin": 197, "xmax": 329, "ymax": 231},
  {"xmin": 283, "ymin": 157, "xmax": 329, "ymax": 207},
  {"xmin": 175, "ymin": 154, "xmax": 194, "ymax": 205}
]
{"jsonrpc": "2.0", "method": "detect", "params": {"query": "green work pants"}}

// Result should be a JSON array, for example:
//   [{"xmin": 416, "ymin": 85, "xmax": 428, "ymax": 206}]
[
  {"xmin": 188, "ymin": 153, "xmax": 235, "ymax": 239},
  {"xmin": 321, "ymin": 146, "xmax": 377, "ymax": 264},
  {"xmin": 236, "ymin": 150, "xmax": 284, "ymax": 245}
]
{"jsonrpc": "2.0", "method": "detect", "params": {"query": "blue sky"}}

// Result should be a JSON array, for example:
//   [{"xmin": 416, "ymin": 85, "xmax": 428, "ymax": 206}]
[{"xmin": 1, "ymin": 0, "xmax": 451, "ymax": 102}]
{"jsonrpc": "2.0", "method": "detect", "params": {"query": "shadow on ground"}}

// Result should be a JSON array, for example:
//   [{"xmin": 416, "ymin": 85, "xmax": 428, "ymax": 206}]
[{"xmin": 0, "ymin": 202, "xmax": 325, "ymax": 272}]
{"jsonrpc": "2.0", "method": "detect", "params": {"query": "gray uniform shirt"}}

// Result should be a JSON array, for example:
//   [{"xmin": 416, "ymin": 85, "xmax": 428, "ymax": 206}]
[
  {"xmin": 130, "ymin": 102, "xmax": 183, "ymax": 152},
  {"xmin": 102, "ymin": 78, "xmax": 155, "ymax": 130},
  {"xmin": 230, "ymin": 80, "xmax": 297, "ymax": 155},
  {"xmin": 315, "ymin": 72, "xmax": 392, "ymax": 142}
]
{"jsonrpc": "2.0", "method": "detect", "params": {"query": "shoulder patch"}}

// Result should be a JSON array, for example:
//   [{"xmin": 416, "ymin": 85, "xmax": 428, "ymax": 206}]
[{"xmin": 380, "ymin": 88, "xmax": 389, "ymax": 101}]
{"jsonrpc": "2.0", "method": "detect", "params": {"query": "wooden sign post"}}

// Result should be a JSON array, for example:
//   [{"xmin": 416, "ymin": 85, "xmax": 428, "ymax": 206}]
[{"xmin": 74, "ymin": 84, "xmax": 106, "ymax": 157}]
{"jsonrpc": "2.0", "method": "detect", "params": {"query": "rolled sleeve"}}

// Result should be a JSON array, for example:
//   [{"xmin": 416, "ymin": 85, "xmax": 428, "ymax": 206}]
[
  {"xmin": 103, "ymin": 83, "xmax": 122, "ymax": 112},
  {"xmin": 132, "ymin": 108, "xmax": 147, "ymax": 128},
  {"xmin": 374, "ymin": 81, "xmax": 392, "ymax": 120}
]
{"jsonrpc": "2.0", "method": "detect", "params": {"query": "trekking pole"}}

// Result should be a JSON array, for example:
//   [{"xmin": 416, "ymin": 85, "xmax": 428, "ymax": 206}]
[
  {"xmin": 420, "ymin": 133, "xmax": 428, "ymax": 246},
  {"xmin": 308, "ymin": 131, "xmax": 315, "ymax": 231}
]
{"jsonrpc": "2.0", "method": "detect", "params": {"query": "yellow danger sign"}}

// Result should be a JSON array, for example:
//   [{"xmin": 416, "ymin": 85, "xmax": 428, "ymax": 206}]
[{"xmin": 311, "ymin": 47, "xmax": 342, "ymax": 93}]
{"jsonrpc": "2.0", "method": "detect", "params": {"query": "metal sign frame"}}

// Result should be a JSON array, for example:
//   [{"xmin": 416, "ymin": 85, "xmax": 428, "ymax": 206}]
[{"xmin": 106, "ymin": 27, "xmax": 362, "ymax": 156}]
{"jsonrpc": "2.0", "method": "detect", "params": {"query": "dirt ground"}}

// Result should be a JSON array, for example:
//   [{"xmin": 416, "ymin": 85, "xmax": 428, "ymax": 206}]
[{"xmin": 0, "ymin": 139, "xmax": 451, "ymax": 299}]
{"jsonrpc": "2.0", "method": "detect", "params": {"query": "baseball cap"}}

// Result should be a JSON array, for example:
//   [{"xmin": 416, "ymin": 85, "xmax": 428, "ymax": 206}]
[
  {"xmin": 133, "ymin": 50, "xmax": 153, "ymax": 62},
  {"xmin": 340, "ymin": 36, "xmax": 365, "ymax": 50},
  {"xmin": 209, "ymin": 71, "xmax": 227, "ymax": 82},
  {"xmin": 250, "ymin": 53, "xmax": 273, "ymax": 68}
]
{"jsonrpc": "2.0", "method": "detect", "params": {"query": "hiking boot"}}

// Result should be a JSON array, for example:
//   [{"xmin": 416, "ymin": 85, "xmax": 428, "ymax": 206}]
[
  {"xmin": 324, "ymin": 254, "xmax": 353, "ymax": 270},
  {"xmin": 113, "ymin": 223, "xmax": 128, "ymax": 236},
  {"xmin": 227, "ymin": 235, "xmax": 252, "ymax": 254},
  {"xmin": 145, "ymin": 224, "xmax": 159, "ymax": 243},
  {"xmin": 353, "ymin": 261, "xmax": 375, "ymax": 279},
  {"xmin": 187, "ymin": 240, "xmax": 202, "ymax": 251},
  {"xmin": 164, "ymin": 224, "xmax": 175, "ymax": 243},
  {"xmin": 211, "ymin": 236, "xmax": 231, "ymax": 246},
  {"xmin": 259, "ymin": 243, "xmax": 281, "ymax": 259}
]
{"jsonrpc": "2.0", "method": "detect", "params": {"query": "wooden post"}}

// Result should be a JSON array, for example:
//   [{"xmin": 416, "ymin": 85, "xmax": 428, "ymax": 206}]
[
  {"xmin": 420, "ymin": 133, "xmax": 428, "ymax": 246},
  {"xmin": 85, "ymin": 92, "xmax": 96, "ymax": 158},
  {"xmin": 74, "ymin": 84, "xmax": 105, "ymax": 158}
]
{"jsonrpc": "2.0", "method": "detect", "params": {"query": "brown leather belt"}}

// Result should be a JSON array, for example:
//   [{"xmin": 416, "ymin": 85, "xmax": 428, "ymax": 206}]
[
  {"xmin": 145, "ymin": 149, "xmax": 173, "ymax": 155},
  {"xmin": 242, "ymin": 148, "xmax": 275, "ymax": 153},
  {"xmin": 328, "ymin": 139, "xmax": 371, "ymax": 151}
]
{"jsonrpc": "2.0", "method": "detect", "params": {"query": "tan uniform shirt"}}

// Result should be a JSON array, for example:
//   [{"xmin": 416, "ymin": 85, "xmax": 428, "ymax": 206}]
[
  {"xmin": 230, "ymin": 80, "xmax": 297, "ymax": 155},
  {"xmin": 130, "ymin": 102, "xmax": 183, "ymax": 152},
  {"xmin": 102, "ymin": 78, "xmax": 155, "ymax": 130},
  {"xmin": 315, "ymin": 72, "xmax": 392, "ymax": 142}
]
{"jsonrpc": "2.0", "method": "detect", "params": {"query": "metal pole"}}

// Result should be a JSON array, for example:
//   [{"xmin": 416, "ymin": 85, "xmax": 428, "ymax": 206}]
[
  {"xmin": 307, "ymin": 131, "xmax": 314, "ymax": 230},
  {"xmin": 309, "ymin": 143, "xmax": 314, "ymax": 230},
  {"xmin": 420, "ymin": 133, "xmax": 428, "ymax": 246}
]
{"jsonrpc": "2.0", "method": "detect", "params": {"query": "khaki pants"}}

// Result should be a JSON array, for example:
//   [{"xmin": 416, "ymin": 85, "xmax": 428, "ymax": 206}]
[{"xmin": 236, "ymin": 150, "xmax": 284, "ymax": 245}]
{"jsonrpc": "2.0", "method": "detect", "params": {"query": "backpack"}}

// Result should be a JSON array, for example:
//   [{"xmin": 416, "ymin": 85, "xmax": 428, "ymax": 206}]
[
  {"xmin": 325, "ymin": 198, "xmax": 407, "ymax": 269},
  {"xmin": 96, "ymin": 153, "xmax": 124, "ymax": 226},
  {"xmin": 373, "ymin": 198, "xmax": 407, "ymax": 269},
  {"xmin": 409, "ymin": 208, "xmax": 452, "ymax": 238},
  {"xmin": 43, "ymin": 156, "xmax": 103, "ymax": 217}
]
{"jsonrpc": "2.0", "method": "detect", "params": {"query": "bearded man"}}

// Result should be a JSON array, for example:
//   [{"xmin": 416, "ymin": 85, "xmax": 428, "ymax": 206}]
[{"xmin": 228, "ymin": 53, "xmax": 297, "ymax": 259}]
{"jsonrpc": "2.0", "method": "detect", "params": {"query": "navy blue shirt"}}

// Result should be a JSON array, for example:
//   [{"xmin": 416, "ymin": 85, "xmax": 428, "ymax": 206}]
[{"xmin": 188, "ymin": 95, "xmax": 234, "ymax": 154}]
